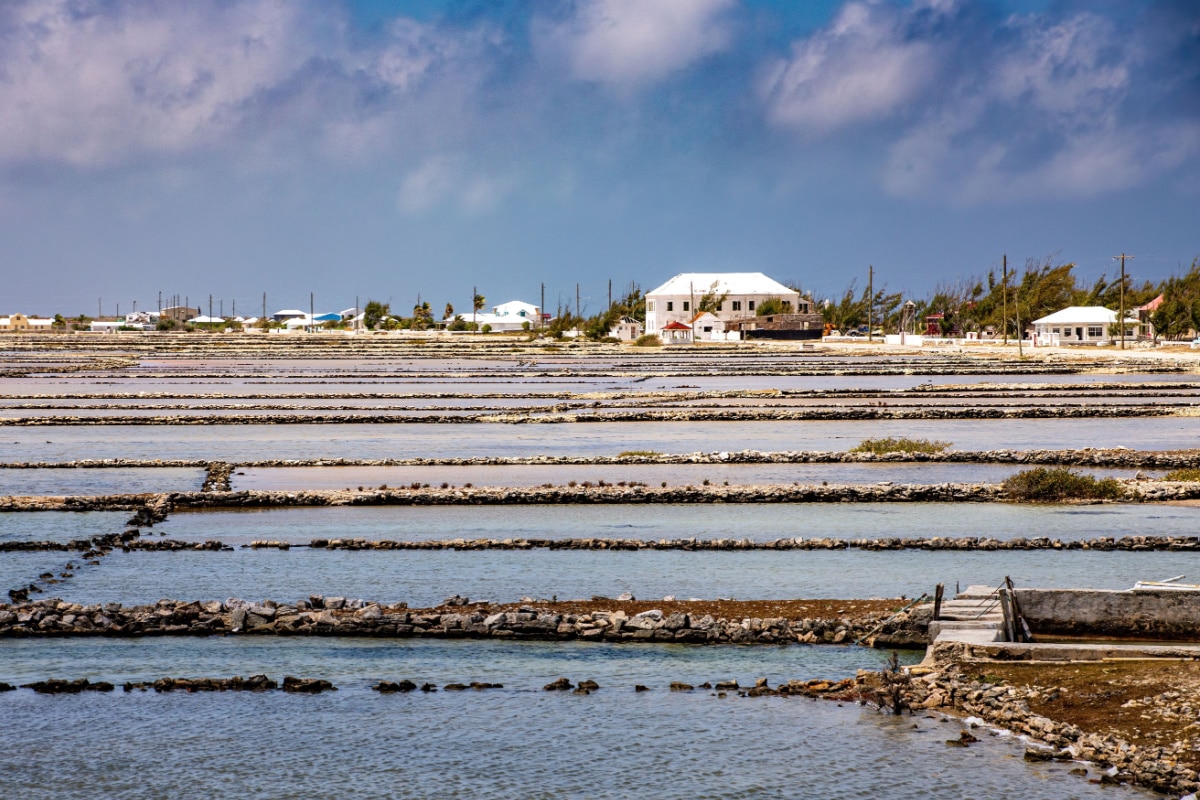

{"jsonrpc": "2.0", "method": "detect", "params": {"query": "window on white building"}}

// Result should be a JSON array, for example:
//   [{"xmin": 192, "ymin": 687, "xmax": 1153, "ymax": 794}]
[
  {"xmin": 666, "ymin": 302, "xmax": 673, "ymax": 311},
  {"xmin": 748, "ymin": 300, "xmax": 755, "ymax": 311},
  {"xmin": 683, "ymin": 302, "xmax": 690, "ymax": 312},
  {"xmin": 1087, "ymin": 326, "xmax": 1103, "ymax": 337},
  {"xmin": 732, "ymin": 301, "xmax": 741, "ymax": 311},
  {"xmin": 647, "ymin": 301, "xmax": 655, "ymax": 312}
]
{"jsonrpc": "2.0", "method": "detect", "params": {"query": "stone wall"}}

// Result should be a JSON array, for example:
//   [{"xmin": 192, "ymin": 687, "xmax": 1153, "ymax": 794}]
[{"xmin": 1014, "ymin": 588, "xmax": 1200, "ymax": 640}]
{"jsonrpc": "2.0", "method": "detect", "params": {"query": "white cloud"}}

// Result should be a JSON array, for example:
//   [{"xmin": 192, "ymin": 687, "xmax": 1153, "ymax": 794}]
[
  {"xmin": 764, "ymin": 1, "xmax": 1192, "ymax": 202},
  {"xmin": 397, "ymin": 156, "xmax": 512, "ymax": 215},
  {"xmin": 759, "ymin": 2, "xmax": 940, "ymax": 135},
  {"xmin": 0, "ymin": 1, "xmax": 499, "ymax": 170},
  {"xmin": 533, "ymin": 0, "xmax": 735, "ymax": 90},
  {"xmin": 0, "ymin": 0, "xmax": 315, "ymax": 167}
]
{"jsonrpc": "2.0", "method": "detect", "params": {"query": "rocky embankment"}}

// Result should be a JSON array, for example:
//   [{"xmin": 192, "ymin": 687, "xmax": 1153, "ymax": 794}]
[
  {"xmin": 0, "ymin": 597, "xmax": 928, "ymax": 647},
  {"xmin": 0, "ymin": 406, "xmax": 1185, "ymax": 425},
  {"xmin": 5, "ymin": 478, "xmax": 1200, "ymax": 516},
  {"xmin": 859, "ymin": 665, "xmax": 1200, "ymax": 797},
  {"xmin": 5, "ymin": 446, "xmax": 1198, "ymax": 468}
]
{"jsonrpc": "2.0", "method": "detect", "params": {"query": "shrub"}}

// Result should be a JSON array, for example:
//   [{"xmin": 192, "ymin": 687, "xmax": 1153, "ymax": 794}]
[
  {"xmin": 849, "ymin": 437, "xmax": 951, "ymax": 455},
  {"xmin": 618, "ymin": 450, "xmax": 661, "ymax": 458},
  {"xmin": 1001, "ymin": 468, "xmax": 1125, "ymax": 502},
  {"xmin": 633, "ymin": 334, "xmax": 662, "ymax": 347},
  {"xmin": 1163, "ymin": 468, "xmax": 1200, "ymax": 481}
]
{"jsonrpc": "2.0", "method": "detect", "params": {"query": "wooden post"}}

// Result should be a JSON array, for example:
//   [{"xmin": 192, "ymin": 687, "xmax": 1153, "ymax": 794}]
[{"xmin": 933, "ymin": 583, "xmax": 945, "ymax": 621}]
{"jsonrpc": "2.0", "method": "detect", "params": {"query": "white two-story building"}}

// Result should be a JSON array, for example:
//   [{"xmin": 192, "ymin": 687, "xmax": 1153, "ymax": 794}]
[{"xmin": 644, "ymin": 272, "xmax": 802, "ymax": 336}]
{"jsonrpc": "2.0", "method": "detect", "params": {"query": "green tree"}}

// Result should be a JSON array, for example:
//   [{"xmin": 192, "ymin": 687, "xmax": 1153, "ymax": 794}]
[
  {"xmin": 444, "ymin": 302, "xmax": 454, "ymax": 320},
  {"xmin": 1150, "ymin": 258, "xmax": 1200, "ymax": 340},
  {"xmin": 363, "ymin": 300, "xmax": 390, "ymax": 330},
  {"xmin": 410, "ymin": 301, "xmax": 434, "ymax": 330},
  {"xmin": 696, "ymin": 281, "xmax": 728, "ymax": 314},
  {"xmin": 473, "ymin": 293, "xmax": 486, "ymax": 313},
  {"xmin": 756, "ymin": 297, "xmax": 792, "ymax": 316}
]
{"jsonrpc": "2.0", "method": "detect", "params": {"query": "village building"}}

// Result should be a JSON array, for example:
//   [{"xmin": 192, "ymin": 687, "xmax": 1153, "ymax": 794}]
[
  {"xmin": 608, "ymin": 316, "xmax": 644, "ymax": 341},
  {"xmin": 660, "ymin": 320, "xmax": 693, "ymax": 344},
  {"xmin": 160, "ymin": 306, "xmax": 199, "ymax": 323},
  {"xmin": 445, "ymin": 299, "xmax": 544, "ymax": 332},
  {"xmin": 732, "ymin": 312, "xmax": 824, "ymax": 340},
  {"xmin": 1031, "ymin": 306, "xmax": 1140, "ymax": 346},
  {"xmin": 0, "ymin": 313, "xmax": 54, "ymax": 332},
  {"xmin": 644, "ymin": 272, "xmax": 802, "ymax": 336}
]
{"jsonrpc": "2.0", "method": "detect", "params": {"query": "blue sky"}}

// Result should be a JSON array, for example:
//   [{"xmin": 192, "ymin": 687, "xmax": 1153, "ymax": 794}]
[{"xmin": 1, "ymin": 0, "xmax": 1197, "ymax": 317}]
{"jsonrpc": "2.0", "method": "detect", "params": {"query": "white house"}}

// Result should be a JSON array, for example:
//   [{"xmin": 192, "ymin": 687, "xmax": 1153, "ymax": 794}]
[
  {"xmin": 645, "ymin": 272, "xmax": 801, "ymax": 336},
  {"xmin": 1031, "ymin": 306, "xmax": 1140, "ymax": 346},
  {"xmin": 689, "ymin": 312, "xmax": 739, "ymax": 342},
  {"xmin": 608, "ymin": 316, "xmax": 643, "ymax": 341},
  {"xmin": 445, "ymin": 299, "xmax": 543, "ymax": 332}
]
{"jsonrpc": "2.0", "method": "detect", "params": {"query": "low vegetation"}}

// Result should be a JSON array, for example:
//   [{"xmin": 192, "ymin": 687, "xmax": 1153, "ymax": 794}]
[
  {"xmin": 849, "ymin": 437, "xmax": 951, "ymax": 455},
  {"xmin": 618, "ymin": 450, "xmax": 662, "ymax": 458},
  {"xmin": 1163, "ymin": 467, "xmax": 1200, "ymax": 482},
  {"xmin": 1001, "ymin": 467, "xmax": 1125, "ymax": 502},
  {"xmin": 633, "ymin": 334, "xmax": 662, "ymax": 347}
]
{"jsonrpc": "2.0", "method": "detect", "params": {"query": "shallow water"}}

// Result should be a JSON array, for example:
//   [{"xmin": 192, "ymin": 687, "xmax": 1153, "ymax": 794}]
[
  {"xmin": 156, "ymin": 503, "xmax": 1200, "ymax": 546},
  {"xmin": 0, "ymin": 467, "xmax": 203, "ymax": 496},
  {"xmin": 9, "ymin": 416, "xmax": 1200, "ymax": 462},
  {"xmin": 38, "ymin": 547, "xmax": 1199, "ymax": 608},
  {"xmin": 232, "ymin": 462, "xmax": 1156, "ymax": 491},
  {"xmin": 0, "ymin": 511, "xmax": 132, "ymax": 542},
  {"xmin": 0, "ymin": 637, "xmax": 1142, "ymax": 799}
]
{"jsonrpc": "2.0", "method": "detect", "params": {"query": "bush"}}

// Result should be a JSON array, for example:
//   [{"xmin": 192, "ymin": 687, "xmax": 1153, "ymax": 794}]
[
  {"xmin": 618, "ymin": 450, "xmax": 662, "ymax": 458},
  {"xmin": 849, "ymin": 437, "xmax": 950, "ymax": 455},
  {"xmin": 1001, "ymin": 468, "xmax": 1125, "ymax": 502},
  {"xmin": 633, "ymin": 334, "xmax": 662, "ymax": 347},
  {"xmin": 1163, "ymin": 468, "xmax": 1200, "ymax": 481}
]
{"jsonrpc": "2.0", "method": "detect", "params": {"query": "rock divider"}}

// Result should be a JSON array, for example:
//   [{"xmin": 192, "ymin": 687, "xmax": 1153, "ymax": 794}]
[
  {"xmin": 0, "ymin": 597, "xmax": 923, "ymax": 647},
  {"xmin": 2, "ymin": 447, "xmax": 1196, "ymax": 469},
  {"xmin": 0, "ymin": 406, "xmax": 1184, "ymax": 425},
  {"xmin": 4, "ymin": 480, "xmax": 1200, "ymax": 517},
  {"xmin": 859, "ymin": 666, "xmax": 1200, "ymax": 797},
  {"xmin": 257, "ymin": 534, "xmax": 1200, "ymax": 552}
]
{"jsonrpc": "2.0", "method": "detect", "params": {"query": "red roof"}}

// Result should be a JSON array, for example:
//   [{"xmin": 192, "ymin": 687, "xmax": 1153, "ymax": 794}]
[
  {"xmin": 1138, "ymin": 294, "xmax": 1164, "ymax": 312},
  {"xmin": 662, "ymin": 320, "xmax": 692, "ymax": 330}
]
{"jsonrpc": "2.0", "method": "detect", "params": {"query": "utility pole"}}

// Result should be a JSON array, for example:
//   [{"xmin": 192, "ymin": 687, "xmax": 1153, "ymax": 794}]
[
  {"xmin": 540, "ymin": 283, "xmax": 545, "ymax": 332},
  {"xmin": 310, "ymin": 291, "xmax": 315, "ymax": 333},
  {"xmin": 262, "ymin": 293, "xmax": 267, "ymax": 324},
  {"xmin": 158, "ymin": 291, "xmax": 162, "ymax": 315},
  {"xmin": 1016, "ymin": 285, "xmax": 1023, "ymax": 358},
  {"xmin": 1002, "ymin": 254, "xmax": 1008, "ymax": 346},
  {"xmin": 209, "ymin": 294, "xmax": 213, "ymax": 320},
  {"xmin": 1113, "ymin": 253, "xmax": 1134, "ymax": 349},
  {"xmin": 473, "ymin": 285, "xmax": 477, "ymax": 330},
  {"xmin": 608, "ymin": 279, "xmax": 612, "ymax": 311},
  {"xmin": 867, "ymin": 265, "xmax": 874, "ymax": 343},
  {"xmin": 355, "ymin": 295, "xmax": 359, "ymax": 332},
  {"xmin": 576, "ymin": 283, "xmax": 581, "ymax": 320},
  {"xmin": 98, "ymin": 298, "xmax": 102, "ymax": 318},
  {"xmin": 689, "ymin": 281, "xmax": 696, "ymax": 346}
]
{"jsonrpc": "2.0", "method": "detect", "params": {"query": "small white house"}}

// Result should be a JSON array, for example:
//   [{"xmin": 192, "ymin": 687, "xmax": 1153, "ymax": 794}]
[
  {"xmin": 445, "ymin": 299, "xmax": 543, "ymax": 333},
  {"xmin": 608, "ymin": 316, "xmax": 643, "ymax": 341},
  {"xmin": 689, "ymin": 312, "xmax": 740, "ymax": 342},
  {"xmin": 1031, "ymin": 306, "xmax": 1140, "ymax": 346},
  {"xmin": 645, "ymin": 272, "xmax": 801, "ymax": 336}
]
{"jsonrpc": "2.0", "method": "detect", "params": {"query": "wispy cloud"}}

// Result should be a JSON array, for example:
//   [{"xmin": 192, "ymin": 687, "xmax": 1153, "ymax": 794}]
[
  {"xmin": 0, "ymin": 0, "xmax": 500, "ymax": 170},
  {"xmin": 532, "ymin": 0, "xmax": 735, "ymax": 90},
  {"xmin": 762, "ymin": 0, "xmax": 1200, "ymax": 201},
  {"xmin": 759, "ymin": 2, "xmax": 941, "ymax": 135}
]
